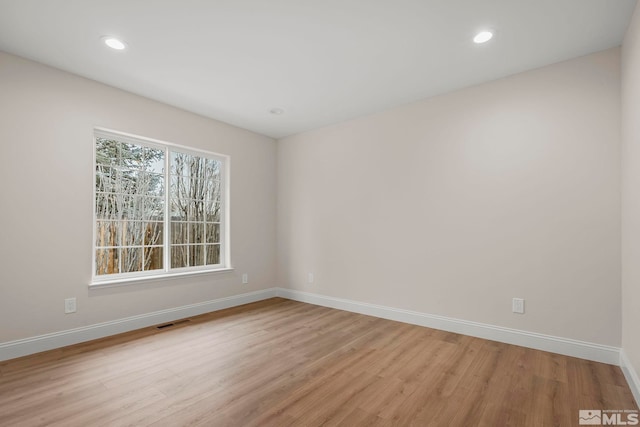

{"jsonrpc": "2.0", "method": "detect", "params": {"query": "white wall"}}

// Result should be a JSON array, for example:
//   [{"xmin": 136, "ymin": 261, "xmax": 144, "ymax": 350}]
[
  {"xmin": 622, "ymin": 1, "xmax": 640, "ymax": 387},
  {"xmin": 0, "ymin": 43, "xmax": 628, "ymax": 359},
  {"xmin": 278, "ymin": 48, "xmax": 622, "ymax": 346},
  {"xmin": 0, "ymin": 52, "xmax": 277, "ymax": 343}
]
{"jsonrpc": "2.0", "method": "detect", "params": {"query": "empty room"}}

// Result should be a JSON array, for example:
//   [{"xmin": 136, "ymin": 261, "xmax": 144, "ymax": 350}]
[{"xmin": 1, "ymin": 0, "xmax": 640, "ymax": 425}]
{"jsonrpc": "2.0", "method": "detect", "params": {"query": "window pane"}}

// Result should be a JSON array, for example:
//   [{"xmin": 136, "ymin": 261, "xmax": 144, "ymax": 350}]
[
  {"xmin": 189, "ymin": 157, "xmax": 207, "ymax": 181},
  {"xmin": 144, "ymin": 147, "xmax": 165, "ymax": 174},
  {"xmin": 206, "ymin": 244, "xmax": 220, "ymax": 265},
  {"xmin": 189, "ymin": 245, "xmax": 204, "ymax": 267},
  {"xmin": 206, "ymin": 158, "xmax": 221, "ymax": 180},
  {"xmin": 121, "ymin": 221, "xmax": 145, "ymax": 246},
  {"xmin": 144, "ymin": 222, "xmax": 163, "ymax": 246},
  {"xmin": 96, "ymin": 193, "xmax": 118, "ymax": 219},
  {"xmin": 119, "ymin": 196, "xmax": 144, "ymax": 220},
  {"xmin": 205, "ymin": 179, "xmax": 221, "ymax": 202},
  {"xmin": 171, "ymin": 152, "xmax": 193, "ymax": 175},
  {"xmin": 148, "ymin": 173, "xmax": 164, "ymax": 197},
  {"xmin": 189, "ymin": 200, "xmax": 205, "ymax": 222},
  {"xmin": 190, "ymin": 223, "xmax": 204, "ymax": 244},
  {"xmin": 121, "ymin": 247, "xmax": 144, "ymax": 273},
  {"xmin": 120, "ymin": 143, "xmax": 145, "ymax": 169},
  {"xmin": 136, "ymin": 172, "xmax": 164, "ymax": 198},
  {"xmin": 96, "ymin": 248, "xmax": 119, "ymax": 275},
  {"xmin": 190, "ymin": 178, "xmax": 207, "ymax": 202},
  {"xmin": 96, "ymin": 221, "xmax": 117, "ymax": 247},
  {"xmin": 170, "ymin": 175, "xmax": 190, "ymax": 198},
  {"xmin": 171, "ymin": 222, "xmax": 188, "ymax": 245},
  {"xmin": 171, "ymin": 246, "xmax": 188, "ymax": 268},
  {"xmin": 96, "ymin": 139, "xmax": 119, "ymax": 166},
  {"xmin": 205, "ymin": 199, "xmax": 221, "ymax": 222},
  {"xmin": 143, "ymin": 197, "xmax": 164, "ymax": 220},
  {"xmin": 120, "ymin": 169, "xmax": 140, "ymax": 189},
  {"xmin": 205, "ymin": 223, "xmax": 220, "ymax": 244},
  {"xmin": 95, "ymin": 166, "xmax": 117, "ymax": 193},
  {"xmin": 170, "ymin": 198, "xmax": 188, "ymax": 221},
  {"xmin": 144, "ymin": 246, "xmax": 163, "ymax": 271}
]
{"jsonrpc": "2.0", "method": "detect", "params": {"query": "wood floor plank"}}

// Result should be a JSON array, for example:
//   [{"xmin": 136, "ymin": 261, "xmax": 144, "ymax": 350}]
[{"xmin": 0, "ymin": 297, "xmax": 637, "ymax": 426}]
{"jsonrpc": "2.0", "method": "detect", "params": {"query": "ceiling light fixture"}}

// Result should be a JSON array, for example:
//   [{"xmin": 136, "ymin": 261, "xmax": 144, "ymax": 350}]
[
  {"xmin": 102, "ymin": 37, "xmax": 127, "ymax": 50},
  {"xmin": 473, "ymin": 31, "xmax": 493, "ymax": 44},
  {"xmin": 269, "ymin": 108, "xmax": 284, "ymax": 115}
]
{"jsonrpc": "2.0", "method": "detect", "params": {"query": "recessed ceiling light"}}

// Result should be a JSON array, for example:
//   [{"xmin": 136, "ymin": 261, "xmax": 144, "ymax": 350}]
[
  {"xmin": 269, "ymin": 108, "xmax": 284, "ymax": 115},
  {"xmin": 102, "ymin": 37, "xmax": 127, "ymax": 50},
  {"xmin": 473, "ymin": 31, "xmax": 493, "ymax": 44}
]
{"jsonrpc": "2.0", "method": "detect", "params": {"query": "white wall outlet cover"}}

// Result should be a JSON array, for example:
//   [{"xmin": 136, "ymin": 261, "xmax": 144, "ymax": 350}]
[
  {"xmin": 65, "ymin": 298, "xmax": 77, "ymax": 314},
  {"xmin": 512, "ymin": 298, "xmax": 525, "ymax": 314}
]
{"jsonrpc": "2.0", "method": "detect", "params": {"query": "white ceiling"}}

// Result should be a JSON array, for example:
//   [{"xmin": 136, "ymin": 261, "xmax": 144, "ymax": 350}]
[{"xmin": 0, "ymin": 0, "xmax": 637, "ymax": 138}]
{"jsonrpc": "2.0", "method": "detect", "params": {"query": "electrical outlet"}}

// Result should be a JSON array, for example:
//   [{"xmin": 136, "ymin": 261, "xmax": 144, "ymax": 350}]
[
  {"xmin": 242, "ymin": 273, "xmax": 248, "ymax": 284},
  {"xmin": 307, "ymin": 272, "xmax": 314, "ymax": 284},
  {"xmin": 65, "ymin": 298, "xmax": 77, "ymax": 314},
  {"xmin": 512, "ymin": 298, "xmax": 525, "ymax": 314}
]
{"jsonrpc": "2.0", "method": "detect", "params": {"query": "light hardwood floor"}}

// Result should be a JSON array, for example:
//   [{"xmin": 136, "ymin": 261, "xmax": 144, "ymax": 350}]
[{"xmin": 0, "ymin": 298, "xmax": 637, "ymax": 426}]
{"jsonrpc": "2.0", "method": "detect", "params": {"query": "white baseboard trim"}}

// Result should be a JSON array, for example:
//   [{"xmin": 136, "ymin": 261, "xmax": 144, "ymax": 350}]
[
  {"xmin": 0, "ymin": 286, "xmax": 628, "ymax": 374},
  {"xmin": 0, "ymin": 288, "xmax": 277, "ymax": 362},
  {"xmin": 621, "ymin": 350, "xmax": 640, "ymax": 407},
  {"xmin": 276, "ymin": 288, "xmax": 621, "ymax": 365}
]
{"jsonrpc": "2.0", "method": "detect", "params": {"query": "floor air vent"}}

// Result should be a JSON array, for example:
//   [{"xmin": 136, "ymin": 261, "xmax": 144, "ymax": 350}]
[{"xmin": 156, "ymin": 319, "xmax": 191, "ymax": 330}]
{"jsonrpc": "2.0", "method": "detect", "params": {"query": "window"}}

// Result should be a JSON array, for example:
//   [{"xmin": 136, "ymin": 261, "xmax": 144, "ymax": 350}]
[{"xmin": 93, "ymin": 129, "xmax": 228, "ymax": 284}]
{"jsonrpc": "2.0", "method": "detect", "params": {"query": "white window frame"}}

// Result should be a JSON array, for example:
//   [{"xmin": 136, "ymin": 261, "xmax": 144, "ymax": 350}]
[{"xmin": 91, "ymin": 128, "xmax": 231, "ymax": 286}]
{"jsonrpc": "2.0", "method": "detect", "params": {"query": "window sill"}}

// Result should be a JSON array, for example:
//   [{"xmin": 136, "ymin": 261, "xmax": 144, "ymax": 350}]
[{"xmin": 89, "ymin": 267, "xmax": 235, "ymax": 288}]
